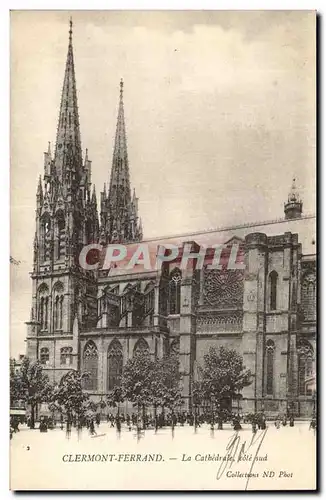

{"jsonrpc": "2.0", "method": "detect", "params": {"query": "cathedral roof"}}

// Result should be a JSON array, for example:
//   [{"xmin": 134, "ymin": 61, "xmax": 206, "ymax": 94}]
[
  {"xmin": 97, "ymin": 214, "xmax": 315, "ymax": 278},
  {"xmin": 145, "ymin": 215, "xmax": 316, "ymax": 256}
]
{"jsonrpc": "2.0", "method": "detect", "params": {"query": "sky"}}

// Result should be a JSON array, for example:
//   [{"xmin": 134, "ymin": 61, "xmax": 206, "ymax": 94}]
[{"xmin": 10, "ymin": 10, "xmax": 316, "ymax": 357}]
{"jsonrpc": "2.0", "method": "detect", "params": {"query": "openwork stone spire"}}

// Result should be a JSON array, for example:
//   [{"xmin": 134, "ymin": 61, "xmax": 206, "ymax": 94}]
[
  {"xmin": 108, "ymin": 78, "xmax": 131, "ymax": 211},
  {"xmin": 54, "ymin": 18, "xmax": 82, "ymax": 182},
  {"xmin": 100, "ymin": 79, "xmax": 142, "ymax": 244}
]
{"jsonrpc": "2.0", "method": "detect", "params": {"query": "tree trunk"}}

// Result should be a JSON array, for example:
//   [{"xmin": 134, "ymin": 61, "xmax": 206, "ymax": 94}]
[
  {"xmin": 117, "ymin": 403, "xmax": 121, "ymax": 433},
  {"xmin": 154, "ymin": 404, "xmax": 158, "ymax": 431},
  {"xmin": 137, "ymin": 403, "xmax": 140, "ymax": 433},
  {"xmin": 142, "ymin": 404, "xmax": 146, "ymax": 430},
  {"xmin": 30, "ymin": 403, "xmax": 35, "ymax": 429}
]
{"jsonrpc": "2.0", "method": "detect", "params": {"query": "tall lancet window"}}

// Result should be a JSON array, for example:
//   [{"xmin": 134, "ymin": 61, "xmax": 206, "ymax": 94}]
[
  {"xmin": 56, "ymin": 211, "xmax": 65, "ymax": 260},
  {"xmin": 40, "ymin": 347, "xmax": 49, "ymax": 365},
  {"xmin": 301, "ymin": 273, "xmax": 316, "ymax": 321},
  {"xmin": 42, "ymin": 214, "xmax": 52, "ymax": 262},
  {"xmin": 83, "ymin": 341, "xmax": 98, "ymax": 391},
  {"xmin": 269, "ymin": 271, "xmax": 278, "ymax": 311},
  {"xmin": 60, "ymin": 347, "xmax": 73, "ymax": 366},
  {"xmin": 168, "ymin": 268, "xmax": 182, "ymax": 315},
  {"xmin": 38, "ymin": 284, "xmax": 49, "ymax": 331},
  {"xmin": 297, "ymin": 340, "xmax": 314, "ymax": 396},
  {"xmin": 144, "ymin": 282, "xmax": 155, "ymax": 325},
  {"xmin": 53, "ymin": 282, "xmax": 64, "ymax": 331},
  {"xmin": 266, "ymin": 339, "xmax": 275, "ymax": 395},
  {"xmin": 107, "ymin": 340, "xmax": 123, "ymax": 391}
]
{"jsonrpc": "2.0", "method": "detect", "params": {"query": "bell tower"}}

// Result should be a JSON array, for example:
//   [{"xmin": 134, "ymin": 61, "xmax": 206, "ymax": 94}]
[
  {"xmin": 284, "ymin": 177, "xmax": 303, "ymax": 220},
  {"xmin": 26, "ymin": 21, "xmax": 99, "ymax": 374}
]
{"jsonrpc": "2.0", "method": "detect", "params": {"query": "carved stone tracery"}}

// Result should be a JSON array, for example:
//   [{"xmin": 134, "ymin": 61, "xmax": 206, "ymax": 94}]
[
  {"xmin": 197, "ymin": 312, "xmax": 242, "ymax": 333},
  {"xmin": 203, "ymin": 268, "xmax": 244, "ymax": 308}
]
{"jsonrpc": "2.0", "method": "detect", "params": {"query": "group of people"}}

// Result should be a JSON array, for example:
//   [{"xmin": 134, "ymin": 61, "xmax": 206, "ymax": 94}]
[
  {"xmin": 103, "ymin": 411, "xmax": 246, "ymax": 432},
  {"xmin": 10, "ymin": 416, "xmax": 21, "ymax": 438},
  {"xmin": 105, "ymin": 411, "xmax": 194, "ymax": 431},
  {"xmin": 10, "ymin": 409, "xmax": 317, "ymax": 438},
  {"xmin": 274, "ymin": 415, "xmax": 295, "ymax": 429}
]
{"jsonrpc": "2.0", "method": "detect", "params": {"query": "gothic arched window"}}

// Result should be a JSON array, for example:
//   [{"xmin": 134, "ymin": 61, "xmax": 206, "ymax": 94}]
[
  {"xmin": 60, "ymin": 347, "xmax": 73, "ymax": 365},
  {"xmin": 269, "ymin": 271, "xmax": 278, "ymax": 311},
  {"xmin": 107, "ymin": 340, "xmax": 123, "ymax": 391},
  {"xmin": 38, "ymin": 284, "xmax": 49, "ymax": 331},
  {"xmin": 55, "ymin": 210, "xmax": 65, "ymax": 260},
  {"xmin": 53, "ymin": 282, "xmax": 64, "ymax": 331},
  {"xmin": 133, "ymin": 337, "xmax": 150, "ymax": 357},
  {"xmin": 40, "ymin": 347, "xmax": 49, "ymax": 365},
  {"xmin": 82, "ymin": 341, "xmax": 98, "ymax": 391},
  {"xmin": 168, "ymin": 268, "xmax": 182, "ymax": 315},
  {"xmin": 144, "ymin": 282, "xmax": 155, "ymax": 324},
  {"xmin": 301, "ymin": 273, "xmax": 316, "ymax": 321},
  {"xmin": 39, "ymin": 297, "xmax": 49, "ymax": 331},
  {"xmin": 41, "ymin": 214, "xmax": 51, "ymax": 261},
  {"xmin": 297, "ymin": 340, "xmax": 314, "ymax": 396},
  {"xmin": 266, "ymin": 339, "xmax": 275, "ymax": 395}
]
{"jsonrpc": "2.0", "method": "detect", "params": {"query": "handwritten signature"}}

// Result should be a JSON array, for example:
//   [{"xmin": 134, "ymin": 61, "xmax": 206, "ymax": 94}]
[{"xmin": 216, "ymin": 429, "xmax": 268, "ymax": 490}]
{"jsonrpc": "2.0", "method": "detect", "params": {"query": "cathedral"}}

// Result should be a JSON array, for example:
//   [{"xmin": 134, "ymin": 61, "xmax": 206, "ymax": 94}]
[{"xmin": 26, "ymin": 22, "xmax": 316, "ymax": 418}]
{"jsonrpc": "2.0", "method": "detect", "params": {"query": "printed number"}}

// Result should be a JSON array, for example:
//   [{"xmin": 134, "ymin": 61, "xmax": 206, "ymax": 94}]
[{"xmin": 26, "ymin": 446, "xmax": 30, "ymax": 451}]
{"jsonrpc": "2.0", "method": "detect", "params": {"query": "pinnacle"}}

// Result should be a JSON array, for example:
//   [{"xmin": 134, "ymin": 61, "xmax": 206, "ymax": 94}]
[{"xmin": 37, "ymin": 175, "xmax": 43, "ymax": 200}]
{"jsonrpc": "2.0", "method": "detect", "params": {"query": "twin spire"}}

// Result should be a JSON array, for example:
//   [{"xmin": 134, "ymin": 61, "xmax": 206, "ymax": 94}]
[
  {"xmin": 54, "ymin": 18, "xmax": 82, "ymax": 182},
  {"xmin": 100, "ymin": 78, "xmax": 142, "ymax": 244},
  {"xmin": 47, "ymin": 20, "xmax": 142, "ymax": 244},
  {"xmin": 109, "ymin": 78, "xmax": 130, "ymax": 203}
]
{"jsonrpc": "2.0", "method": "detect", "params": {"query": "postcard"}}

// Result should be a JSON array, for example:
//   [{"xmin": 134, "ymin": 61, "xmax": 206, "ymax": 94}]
[{"xmin": 10, "ymin": 10, "xmax": 317, "ymax": 491}]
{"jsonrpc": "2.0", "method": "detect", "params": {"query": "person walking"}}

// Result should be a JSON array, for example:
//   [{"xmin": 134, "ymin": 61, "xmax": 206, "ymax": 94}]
[
  {"xmin": 275, "ymin": 416, "xmax": 281, "ymax": 429},
  {"xmin": 309, "ymin": 418, "xmax": 316, "ymax": 432},
  {"xmin": 115, "ymin": 414, "xmax": 121, "ymax": 433},
  {"xmin": 251, "ymin": 420, "xmax": 257, "ymax": 434},
  {"xmin": 89, "ymin": 419, "xmax": 97, "ymax": 436}
]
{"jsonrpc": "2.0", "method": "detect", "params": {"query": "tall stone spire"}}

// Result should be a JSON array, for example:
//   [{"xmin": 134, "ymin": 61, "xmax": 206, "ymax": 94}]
[
  {"xmin": 284, "ymin": 177, "xmax": 303, "ymax": 220},
  {"xmin": 100, "ymin": 79, "xmax": 142, "ymax": 244},
  {"xmin": 54, "ymin": 18, "xmax": 82, "ymax": 182},
  {"xmin": 108, "ymin": 78, "xmax": 131, "ymax": 211}
]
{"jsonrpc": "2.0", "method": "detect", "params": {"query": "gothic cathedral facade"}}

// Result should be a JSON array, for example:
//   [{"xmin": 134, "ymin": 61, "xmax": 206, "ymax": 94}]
[{"xmin": 26, "ymin": 23, "xmax": 316, "ymax": 417}]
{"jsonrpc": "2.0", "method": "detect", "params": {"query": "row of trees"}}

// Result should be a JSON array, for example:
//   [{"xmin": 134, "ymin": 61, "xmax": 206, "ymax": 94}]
[
  {"xmin": 10, "ymin": 358, "xmax": 94, "ymax": 429},
  {"xmin": 10, "ymin": 346, "xmax": 252, "ymax": 429},
  {"xmin": 108, "ymin": 352, "xmax": 183, "ymax": 429}
]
